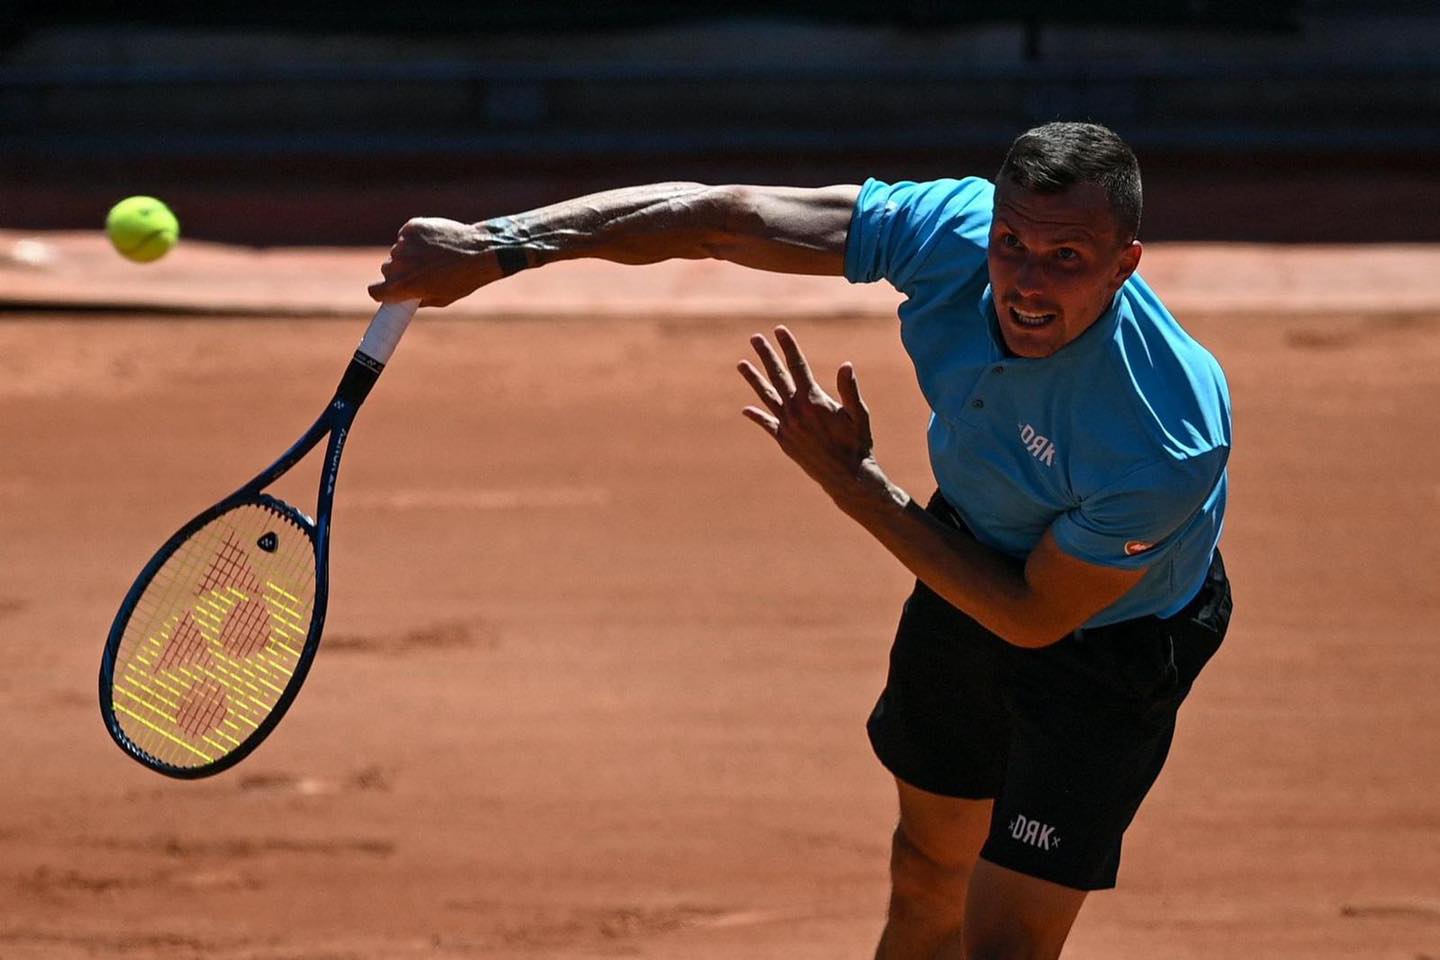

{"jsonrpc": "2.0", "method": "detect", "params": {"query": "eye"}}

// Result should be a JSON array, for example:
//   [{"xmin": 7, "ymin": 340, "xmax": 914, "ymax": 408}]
[
  {"xmin": 1056, "ymin": 247, "xmax": 1080, "ymax": 262},
  {"xmin": 1001, "ymin": 232, "xmax": 1022, "ymax": 249}
]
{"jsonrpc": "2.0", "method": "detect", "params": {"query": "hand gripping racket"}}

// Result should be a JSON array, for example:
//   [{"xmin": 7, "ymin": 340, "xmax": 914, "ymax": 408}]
[{"xmin": 99, "ymin": 299, "xmax": 420, "ymax": 778}]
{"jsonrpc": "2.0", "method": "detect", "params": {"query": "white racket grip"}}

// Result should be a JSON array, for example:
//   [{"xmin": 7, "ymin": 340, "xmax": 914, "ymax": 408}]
[{"xmin": 357, "ymin": 299, "xmax": 420, "ymax": 365}]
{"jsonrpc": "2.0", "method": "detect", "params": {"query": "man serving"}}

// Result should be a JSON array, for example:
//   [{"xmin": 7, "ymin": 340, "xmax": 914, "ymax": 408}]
[{"xmin": 370, "ymin": 121, "xmax": 1233, "ymax": 960}]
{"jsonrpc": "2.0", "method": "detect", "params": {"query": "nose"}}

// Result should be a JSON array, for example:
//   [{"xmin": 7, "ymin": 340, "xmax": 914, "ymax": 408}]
[{"xmin": 1013, "ymin": 254, "xmax": 1045, "ymax": 297}]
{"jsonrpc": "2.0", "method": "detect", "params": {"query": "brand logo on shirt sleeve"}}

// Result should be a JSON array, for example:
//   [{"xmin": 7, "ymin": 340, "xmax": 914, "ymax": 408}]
[{"xmin": 1018, "ymin": 423, "xmax": 1056, "ymax": 467}]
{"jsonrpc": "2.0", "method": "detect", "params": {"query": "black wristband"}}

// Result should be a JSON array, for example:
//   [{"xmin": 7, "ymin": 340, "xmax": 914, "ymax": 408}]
[
  {"xmin": 496, "ymin": 247, "xmax": 528, "ymax": 277},
  {"xmin": 487, "ymin": 217, "xmax": 530, "ymax": 277}
]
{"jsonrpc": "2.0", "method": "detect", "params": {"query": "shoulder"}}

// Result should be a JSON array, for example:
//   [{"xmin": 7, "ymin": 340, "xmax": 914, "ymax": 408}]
[
  {"xmin": 853, "ymin": 176, "xmax": 994, "ymax": 229},
  {"xmin": 846, "ymin": 177, "xmax": 994, "ymax": 290},
  {"xmin": 1103, "ymin": 273, "xmax": 1232, "ymax": 459}
]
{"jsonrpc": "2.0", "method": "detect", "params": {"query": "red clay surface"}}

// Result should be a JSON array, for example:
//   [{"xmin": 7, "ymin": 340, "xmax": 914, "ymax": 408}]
[{"xmin": 2, "ymin": 236, "xmax": 1438, "ymax": 958}]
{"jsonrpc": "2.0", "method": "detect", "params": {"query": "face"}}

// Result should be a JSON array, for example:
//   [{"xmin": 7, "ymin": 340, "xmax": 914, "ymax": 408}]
[{"xmin": 987, "ymin": 178, "xmax": 1142, "ymax": 358}]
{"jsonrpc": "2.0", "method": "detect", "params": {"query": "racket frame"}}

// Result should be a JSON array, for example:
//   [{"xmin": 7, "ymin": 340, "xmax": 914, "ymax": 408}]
[{"xmin": 100, "ymin": 301, "xmax": 415, "ymax": 778}]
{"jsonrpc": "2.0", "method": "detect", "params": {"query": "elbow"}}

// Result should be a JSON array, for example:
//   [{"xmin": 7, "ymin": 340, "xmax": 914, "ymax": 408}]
[
  {"xmin": 697, "ymin": 184, "xmax": 760, "ymax": 259},
  {"xmin": 995, "ymin": 605, "xmax": 1076, "ymax": 650},
  {"xmin": 1005, "ymin": 624, "xmax": 1072, "ymax": 650},
  {"xmin": 707, "ymin": 183, "xmax": 754, "ymax": 225},
  {"xmin": 927, "ymin": 580, "xmax": 1070, "ymax": 650}
]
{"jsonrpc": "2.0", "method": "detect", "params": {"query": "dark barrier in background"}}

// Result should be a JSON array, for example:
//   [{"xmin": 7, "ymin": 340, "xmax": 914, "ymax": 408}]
[
  {"xmin": 4, "ymin": 3, "xmax": 1437, "ymax": 244},
  {"xmin": 0, "ymin": 2, "xmax": 1304, "ymax": 38}
]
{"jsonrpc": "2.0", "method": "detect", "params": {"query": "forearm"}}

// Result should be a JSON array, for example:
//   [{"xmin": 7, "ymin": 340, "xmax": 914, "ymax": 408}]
[
  {"xmin": 371, "ymin": 182, "xmax": 857, "ymax": 307},
  {"xmin": 489, "ymin": 182, "xmax": 855, "ymax": 275},
  {"xmin": 832, "ymin": 474, "xmax": 1055, "ymax": 649},
  {"xmin": 486, "ymin": 182, "xmax": 718, "ymax": 268},
  {"xmin": 739, "ymin": 327, "xmax": 1143, "ymax": 648}
]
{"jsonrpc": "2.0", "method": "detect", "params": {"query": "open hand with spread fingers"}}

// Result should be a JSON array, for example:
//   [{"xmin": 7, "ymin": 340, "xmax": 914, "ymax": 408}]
[{"xmin": 738, "ymin": 325, "xmax": 888, "ymax": 510}]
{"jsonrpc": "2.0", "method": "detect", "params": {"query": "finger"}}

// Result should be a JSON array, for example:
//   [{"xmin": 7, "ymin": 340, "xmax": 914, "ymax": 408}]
[
  {"xmin": 367, "ymin": 276, "xmax": 408, "ymax": 303},
  {"xmin": 737, "ymin": 360, "xmax": 784, "ymax": 415},
  {"xmin": 741, "ymin": 406, "xmax": 780, "ymax": 437},
  {"xmin": 750, "ymin": 333, "xmax": 796, "ymax": 398},
  {"xmin": 773, "ymin": 325, "xmax": 818, "ymax": 394},
  {"xmin": 836, "ymin": 362, "xmax": 872, "ymax": 430}
]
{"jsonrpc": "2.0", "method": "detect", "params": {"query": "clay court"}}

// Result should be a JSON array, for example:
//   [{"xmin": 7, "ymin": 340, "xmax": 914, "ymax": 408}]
[{"xmin": 2, "ymin": 235, "xmax": 1438, "ymax": 958}]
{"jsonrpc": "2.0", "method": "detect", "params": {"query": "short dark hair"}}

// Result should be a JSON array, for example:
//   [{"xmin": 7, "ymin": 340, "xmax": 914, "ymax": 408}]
[{"xmin": 998, "ymin": 121, "xmax": 1142, "ymax": 242}]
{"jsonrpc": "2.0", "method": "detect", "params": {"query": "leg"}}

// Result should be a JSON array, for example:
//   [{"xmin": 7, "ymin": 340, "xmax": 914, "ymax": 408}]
[
  {"xmin": 951, "ymin": 554, "xmax": 1231, "ymax": 958},
  {"xmin": 873, "ymin": 778, "xmax": 994, "ymax": 960},
  {"xmin": 865, "ymin": 493, "xmax": 1038, "ymax": 958},
  {"xmin": 962, "ymin": 857, "xmax": 1087, "ymax": 960}
]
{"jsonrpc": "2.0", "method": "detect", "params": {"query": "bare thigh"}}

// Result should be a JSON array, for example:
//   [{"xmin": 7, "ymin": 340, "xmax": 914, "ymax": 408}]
[
  {"xmin": 893, "ymin": 779, "xmax": 1089, "ymax": 960},
  {"xmin": 895, "ymin": 778, "xmax": 993, "ymax": 867}
]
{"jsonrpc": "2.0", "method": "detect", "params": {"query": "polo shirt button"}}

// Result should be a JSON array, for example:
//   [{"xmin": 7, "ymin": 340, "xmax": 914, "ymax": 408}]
[
  {"xmin": 992, "ymin": 365, "xmax": 1005, "ymax": 373},
  {"xmin": 971, "ymin": 399, "xmax": 984, "ymax": 409}
]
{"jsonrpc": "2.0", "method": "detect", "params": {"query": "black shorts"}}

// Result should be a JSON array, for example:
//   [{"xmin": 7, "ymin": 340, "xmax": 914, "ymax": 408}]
[{"xmin": 866, "ymin": 492, "xmax": 1233, "ymax": 891}]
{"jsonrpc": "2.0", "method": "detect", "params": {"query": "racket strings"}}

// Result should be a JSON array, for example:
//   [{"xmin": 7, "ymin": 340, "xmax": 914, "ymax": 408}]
[
  {"xmin": 111, "ymin": 502, "xmax": 318, "ymax": 768},
  {"xmin": 197, "ymin": 533, "xmax": 263, "ymax": 596}
]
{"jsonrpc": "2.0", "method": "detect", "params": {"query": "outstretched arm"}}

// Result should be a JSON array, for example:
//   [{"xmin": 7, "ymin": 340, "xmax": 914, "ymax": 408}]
[{"xmin": 368, "ymin": 183, "xmax": 860, "ymax": 307}]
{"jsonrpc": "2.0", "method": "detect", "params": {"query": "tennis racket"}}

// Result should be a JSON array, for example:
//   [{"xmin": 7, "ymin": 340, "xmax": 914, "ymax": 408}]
[{"xmin": 99, "ymin": 298, "xmax": 420, "ymax": 778}]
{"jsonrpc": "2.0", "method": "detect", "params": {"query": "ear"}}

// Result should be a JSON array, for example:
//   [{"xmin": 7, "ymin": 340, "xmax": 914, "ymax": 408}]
[{"xmin": 1111, "ymin": 239, "xmax": 1142, "ymax": 291}]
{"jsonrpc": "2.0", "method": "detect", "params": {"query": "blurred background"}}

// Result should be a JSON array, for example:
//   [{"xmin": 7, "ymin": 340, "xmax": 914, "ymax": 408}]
[
  {"xmin": 4, "ymin": 8, "xmax": 1440, "ymax": 959},
  {"xmin": 1, "ymin": 0, "xmax": 1437, "ymax": 246}
]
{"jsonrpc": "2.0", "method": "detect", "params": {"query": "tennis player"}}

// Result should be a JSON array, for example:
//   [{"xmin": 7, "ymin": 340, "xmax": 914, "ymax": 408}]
[{"xmin": 370, "ymin": 121, "xmax": 1233, "ymax": 960}]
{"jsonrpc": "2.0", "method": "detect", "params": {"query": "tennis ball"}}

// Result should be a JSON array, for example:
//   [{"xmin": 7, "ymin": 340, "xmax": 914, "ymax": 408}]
[{"xmin": 105, "ymin": 196, "xmax": 179, "ymax": 263}]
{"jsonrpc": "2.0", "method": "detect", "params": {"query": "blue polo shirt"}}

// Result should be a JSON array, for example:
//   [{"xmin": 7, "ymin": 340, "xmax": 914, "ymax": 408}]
[{"xmin": 844, "ymin": 176, "xmax": 1230, "ymax": 627}]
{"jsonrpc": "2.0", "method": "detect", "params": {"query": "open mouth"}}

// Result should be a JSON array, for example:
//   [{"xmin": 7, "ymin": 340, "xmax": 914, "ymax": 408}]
[{"xmin": 1009, "ymin": 307, "xmax": 1056, "ymax": 329}]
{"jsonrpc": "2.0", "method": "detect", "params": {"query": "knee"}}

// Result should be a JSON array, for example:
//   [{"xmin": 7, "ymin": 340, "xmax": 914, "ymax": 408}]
[
  {"xmin": 888, "ymin": 823, "xmax": 976, "ymax": 906},
  {"xmin": 960, "ymin": 858, "xmax": 1085, "ymax": 960},
  {"xmin": 963, "ymin": 910, "xmax": 1073, "ymax": 960},
  {"xmin": 963, "ymin": 941, "xmax": 1041, "ymax": 960}
]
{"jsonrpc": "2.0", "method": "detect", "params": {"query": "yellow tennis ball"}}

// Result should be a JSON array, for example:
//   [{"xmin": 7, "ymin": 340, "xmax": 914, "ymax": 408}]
[{"xmin": 105, "ymin": 196, "xmax": 179, "ymax": 263}]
